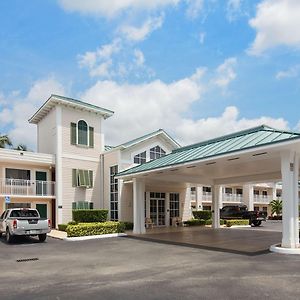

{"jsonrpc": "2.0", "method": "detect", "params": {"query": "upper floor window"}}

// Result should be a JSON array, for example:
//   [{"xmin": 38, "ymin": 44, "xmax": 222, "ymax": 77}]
[
  {"xmin": 134, "ymin": 151, "xmax": 146, "ymax": 164},
  {"xmin": 225, "ymin": 187, "xmax": 232, "ymax": 194},
  {"xmin": 70, "ymin": 121, "xmax": 94, "ymax": 148},
  {"xmin": 203, "ymin": 186, "xmax": 211, "ymax": 193},
  {"xmin": 150, "ymin": 146, "xmax": 166, "ymax": 160}
]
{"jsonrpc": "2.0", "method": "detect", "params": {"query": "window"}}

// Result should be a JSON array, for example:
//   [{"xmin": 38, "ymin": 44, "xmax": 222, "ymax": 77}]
[
  {"xmin": 134, "ymin": 151, "xmax": 146, "ymax": 164},
  {"xmin": 254, "ymin": 206, "xmax": 259, "ymax": 211},
  {"xmin": 254, "ymin": 190, "xmax": 259, "ymax": 195},
  {"xmin": 150, "ymin": 145, "xmax": 166, "ymax": 160},
  {"xmin": 170, "ymin": 193, "xmax": 180, "ymax": 221},
  {"xmin": 110, "ymin": 165, "xmax": 118, "ymax": 221},
  {"xmin": 263, "ymin": 207, "xmax": 268, "ymax": 211},
  {"xmin": 225, "ymin": 187, "xmax": 232, "ymax": 194},
  {"xmin": 236, "ymin": 188, "xmax": 243, "ymax": 195},
  {"xmin": 72, "ymin": 201, "xmax": 93, "ymax": 209},
  {"xmin": 276, "ymin": 191, "xmax": 282, "ymax": 197},
  {"xmin": 70, "ymin": 121, "xmax": 94, "ymax": 148},
  {"xmin": 5, "ymin": 168, "xmax": 30, "ymax": 185},
  {"xmin": 262, "ymin": 190, "xmax": 268, "ymax": 197},
  {"xmin": 72, "ymin": 169, "xmax": 93, "ymax": 188},
  {"xmin": 203, "ymin": 186, "xmax": 211, "ymax": 193}
]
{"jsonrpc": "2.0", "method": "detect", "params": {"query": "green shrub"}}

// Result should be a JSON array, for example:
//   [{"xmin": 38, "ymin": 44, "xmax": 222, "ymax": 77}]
[
  {"xmin": 205, "ymin": 219, "xmax": 225, "ymax": 225},
  {"xmin": 192, "ymin": 210, "xmax": 212, "ymax": 220},
  {"xmin": 68, "ymin": 221, "xmax": 78, "ymax": 225},
  {"xmin": 121, "ymin": 222, "xmax": 134, "ymax": 230},
  {"xmin": 66, "ymin": 221, "xmax": 125, "ymax": 237},
  {"xmin": 184, "ymin": 219, "xmax": 206, "ymax": 226},
  {"xmin": 226, "ymin": 219, "xmax": 249, "ymax": 227},
  {"xmin": 58, "ymin": 224, "xmax": 68, "ymax": 232},
  {"xmin": 72, "ymin": 209, "xmax": 108, "ymax": 223}
]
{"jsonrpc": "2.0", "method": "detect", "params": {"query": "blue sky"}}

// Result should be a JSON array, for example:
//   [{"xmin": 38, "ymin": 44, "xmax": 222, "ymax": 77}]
[{"xmin": 0, "ymin": 0, "xmax": 300, "ymax": 148}]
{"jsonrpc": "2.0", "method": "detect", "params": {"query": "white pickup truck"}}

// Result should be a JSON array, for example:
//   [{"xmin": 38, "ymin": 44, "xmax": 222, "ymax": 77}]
[{"xmin": 0, "ymin": 208, "xmax": 51, "ymax": 243}]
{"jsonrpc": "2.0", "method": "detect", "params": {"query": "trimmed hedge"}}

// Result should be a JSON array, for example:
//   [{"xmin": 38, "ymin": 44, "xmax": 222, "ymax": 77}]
[
  {"xmin": 122, "ymin": 222, "xmax": 134, "ymax": 230},
  {"xmin": 184, "ymin": 219, "xmax": 206, "ymax": 226},
  {"xmin": 72, "ymin": 209, "xmax": 108, "ymax": 223},
  {"xmin": 226, "ymin": 219, "xmax": 249, "ymax": 227},
  {"xmin": 66, "ymin": 221, "xmax": 125, "ymax": 237},
  {"xmin": 58, "ymin": 224, "xmax": 68, "ymax": 232},
  {"xmin": 192, "ymin": 210, "xmax": 212, "ymax": 220},
  {"xmin": 205, "ymin": 219, "xmax": 225, "ymax": 226}
]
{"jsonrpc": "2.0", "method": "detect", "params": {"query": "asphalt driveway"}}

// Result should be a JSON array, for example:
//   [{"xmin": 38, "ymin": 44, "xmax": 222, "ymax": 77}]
[{"xmin": 0, "ymin": 228, "xmax": 300, "ymax": 300}]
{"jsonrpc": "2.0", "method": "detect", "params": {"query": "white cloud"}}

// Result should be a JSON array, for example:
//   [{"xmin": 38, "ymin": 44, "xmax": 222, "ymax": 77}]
[
  {"xmin": 226, "ymin": 0, "xmax": 242, "ymax": 22},
  {"xmin": 213, "ymin": 57, "xmax": 237, "ymax": 90},
  {"xmin": 248, "ymin": 0, "xmax": 300, "ymax": 55},
  {"xmin": 80, "ymin": 67, "xmax": 287, "ymax": 146},
  {"xmin": 133, "ymin": 49, "xmax": 145, "ymax": 66},
  {"xmin": 58, "ymin": 0, "xmax": 179, "ymax": 18},
  {"xmin": 119, "ymin": 15, "xmax": 164, "ymax": 42},
  {"xmin": 185, "ymin": 0, "xmax": 204, "ymax": 19},
  {"xmin": 276, "ymin": 65, "xmax": 300, "ymax": 80},
  {"xmin": 0, "ymin": 77, "xmax": 65, "ymax": 148}
]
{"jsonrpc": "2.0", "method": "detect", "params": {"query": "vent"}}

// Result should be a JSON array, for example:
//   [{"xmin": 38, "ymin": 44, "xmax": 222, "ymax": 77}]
[{"xmin": 16, "ymin": 257, "xmax": 39, "ymax": 263}]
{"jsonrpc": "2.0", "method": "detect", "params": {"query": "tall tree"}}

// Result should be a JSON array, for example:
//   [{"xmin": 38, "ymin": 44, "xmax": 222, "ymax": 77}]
[{"xmin": 0, "ymin": 134, "xmax": 12, "ymax": 148}]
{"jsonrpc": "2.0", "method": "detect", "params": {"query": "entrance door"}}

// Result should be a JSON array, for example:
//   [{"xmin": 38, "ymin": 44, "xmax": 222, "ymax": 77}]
[
  {"xmin": 36, "ymin": 204, "xmax": 47, "ymax": 219},
  {"xmin": 169, "ymin": 193, "xmax": 180, "ymax": 225},
  {"xmin": 36, "ymin": 171, "xmax": 47, "ymax": 195},
  {"xmin": 150, "ymin": 193, "xmax": 166, "ymax": 226}
]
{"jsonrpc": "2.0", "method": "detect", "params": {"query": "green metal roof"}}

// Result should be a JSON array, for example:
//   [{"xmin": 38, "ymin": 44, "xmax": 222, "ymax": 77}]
[
  {"xmin": 117, "ymin": 125, "xmax": 300, "ymax": 177},
  {"xmin": 29, "ymin": 94, "xmax": 114, "ymax": 124}
]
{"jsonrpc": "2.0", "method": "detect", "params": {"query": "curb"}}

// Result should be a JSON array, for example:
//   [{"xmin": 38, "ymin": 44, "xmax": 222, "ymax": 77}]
[
  {"xmin": 270, "ymin": 244, "xmax": 300, "ymax": 255},
  {"xmin": 64, "ymin": 233, "xmax": 127, "ymax": 241}
]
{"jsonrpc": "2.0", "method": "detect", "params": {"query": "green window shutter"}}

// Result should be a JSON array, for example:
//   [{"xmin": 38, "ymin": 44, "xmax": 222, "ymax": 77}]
[
  {"xmin": 71, "ymin": 123, "xmax": 77, "ymax": 145},
  {"xmin": 72, "ymin": 169, "xmax": 78, "ymax": 187},
  {"xmin": 84, "ymin": 170, "xmax": 89, "ymax": 187},
  {"xmin": 89, "ymin": 127, "xmax": 94, "ymax": 148},
  {"xmin": 78, "ymin": 169, "xmax": 85, "ymax": 187},
  {"xmin": 89, "ymin": 170, "xmax": 93, "ymax": 188}
]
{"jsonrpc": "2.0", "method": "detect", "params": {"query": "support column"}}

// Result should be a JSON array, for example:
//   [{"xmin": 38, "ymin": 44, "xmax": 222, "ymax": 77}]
[
  {"xmin": 281, "ymin": 151, "xmax": 299, "ymax": 248},
  {"xmin": 133, "ymin": 178, "xmax": 146, "ymax": 234},
  {"xmin": 219, "ymin": 185, "xmax": 224, "ymax": 209},
  {"xmin": 182, "ymin": 183, "xmax": 192, "ymax": 221},
  {"xmin": 272, "ymin": 182, "xmax": 277, "ymax": 200},
  {"xmin": 243, "ymin": 184, "xmax": 254, "ymax": 211},
  {"xmin": 212, "ymin": 185, "xmax": 221, "ymax": 229},
  {"xmin": 118, "ymin": 179, "xmax": 124, "ymax": 221},
  {"xmin": 196, "ymin": 185, "xmax": 203, "ymax": 210}
]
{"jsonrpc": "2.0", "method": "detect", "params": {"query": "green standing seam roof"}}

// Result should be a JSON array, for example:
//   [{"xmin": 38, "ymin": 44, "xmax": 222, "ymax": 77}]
[{"xmin": 117, "ymin": 125, "xmax": 300, "ymax": 177}]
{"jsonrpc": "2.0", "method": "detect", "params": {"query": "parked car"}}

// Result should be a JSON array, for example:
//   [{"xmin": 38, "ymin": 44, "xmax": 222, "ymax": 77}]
[
  {"xmin": 0, "ymin": 208, "xmax": 51, "ymax": 243},
  {"xmin": 220, "ymin": 204, "xmax": 266, "ymax": 226}
]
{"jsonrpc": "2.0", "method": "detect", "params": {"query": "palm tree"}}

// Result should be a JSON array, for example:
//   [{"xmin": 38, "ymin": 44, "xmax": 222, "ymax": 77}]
[
  {"xmin": 14, "ymin": 144, "xmax": 28, "ymax": 151},
  {"xmin": 0, "ymin": 134, "xmax": 12, "ymax": 148},
  {"xmin": 270, "ymin": 199, "xmax": 282, "ymax": 216}
]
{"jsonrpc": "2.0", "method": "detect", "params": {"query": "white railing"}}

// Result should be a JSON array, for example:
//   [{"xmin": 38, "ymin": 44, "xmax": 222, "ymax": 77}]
[
  {"xmin": 223, "ymin": 193, "xmax": 243, "ymax": 203},
  {"xmin": 0, "ymin": 179, "xmax": 55, "ymax": 197},
  {"xmin": 202, "ymin": 192, "xmax": 212, "ymax": 201},
  {"xmin": 253, "ymin": 195, "xmax": 272, "ymax": 204}
]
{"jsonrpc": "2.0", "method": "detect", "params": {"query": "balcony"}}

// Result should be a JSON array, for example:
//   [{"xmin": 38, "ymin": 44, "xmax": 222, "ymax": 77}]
[
  {"xmin": 0, "ymin": 179, "xmax": 55, "ymax": 197},
  {"xmin": 253, "ymin": 195, "xmax": 272, "ymax": 204},
  {"xmin": 223, "ymin": 193, "xmax": 243, "ymax": 203}
]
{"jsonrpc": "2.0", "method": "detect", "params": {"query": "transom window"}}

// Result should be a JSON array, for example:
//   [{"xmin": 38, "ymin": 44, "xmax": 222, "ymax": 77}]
[
  {"xmin": 150, "ymin": 145, "xmax": 166, "ymax": 160},
  {"xmin": 134, "ymin": 151, "xmax": 146, "ymax": 164}
]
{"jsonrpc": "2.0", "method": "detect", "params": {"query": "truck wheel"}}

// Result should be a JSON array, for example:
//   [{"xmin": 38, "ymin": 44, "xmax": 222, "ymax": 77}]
[
  {"xmin": 38, "ymin": 234, "xmax": 47, "ymax": 242},
  {"xmin": 6, "ymin": 228, "xmax": 13, "ymax": 243},
  {"xmin": 252, "ymin": 221, "xmax": 261, "ymax": 227}
]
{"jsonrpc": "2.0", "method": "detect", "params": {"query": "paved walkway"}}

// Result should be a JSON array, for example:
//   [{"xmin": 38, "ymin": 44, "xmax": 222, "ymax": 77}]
[{"xmin": 128, "ymin": 226, "xmax": 282, "ymax": 256}]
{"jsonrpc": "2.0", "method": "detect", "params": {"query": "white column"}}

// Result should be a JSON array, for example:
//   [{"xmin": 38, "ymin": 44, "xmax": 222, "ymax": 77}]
[
  {"xmin": 165, "ymin": 193, "xmax": 170, "ymax": 227},
  {"xmin": 219, "ymin": 185, "xmax": 224, "ymax": 209},
  {"xmin": 272, "ymin": 182, "xmax": 277, "ymax": 200},
  {"xmin": 196, "ymin": 185, "xmax": 203, "ymax": 210},
  {"xmin": 212, "ymin": 185, "xmax": 221, "ymax": 229},
  {"xmin": 118, "ymin": 179, "xmax": 124, "ymax": 221},
  {"xmin": 281, "ymin": 151, "xmax": 299, "ymax": 248},
  {"xmin": 145, "ymin": 192, "xmax": 150, "ymax": 219},
  {"xmin": 55, "ymin": 106, "xmax": 63, "ymax": 226},
  {"xmin": 243, "ymin": 184, "xmax": 254, "ymax": 211},
  {"xmin": 182, "ymin": 183, "xmax": 192, "ymax": 221},
  {"xmin": 133, "ymin": 178, "xmax": 146, "ymax": 234}
]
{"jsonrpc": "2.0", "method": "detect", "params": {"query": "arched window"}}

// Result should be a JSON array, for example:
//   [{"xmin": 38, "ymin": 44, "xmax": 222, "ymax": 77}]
[{"xmin": 77, "ymin": 120, "xmax": 88, "ymax": 146}]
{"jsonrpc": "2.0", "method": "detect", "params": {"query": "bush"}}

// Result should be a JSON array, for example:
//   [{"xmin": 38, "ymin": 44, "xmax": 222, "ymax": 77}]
[
  {"xmin": 226, "ymin": 219, "xmax": 249, "ymax": 227},
  {"xmin": 66, "ymin": 221, "xmax": 125, "ymax": 237},
  {"xmin": 205, "ymin": 219, "xmax": 225, "ymax": 225},
  {"xmin": 121, "ymin": 222, "xmax": 134, "ymax": 230},
  {"xmin": 68, "ymin": 221, "xmax": 78, "ymax": 225},
  {"xmin": 72, "ymin": 210, "xmax": 108, "ymax": 223},
  {"xmin": 58, "ymin": 224, "xmax": 68, "ymax": 232},
  {"xmin": 192, "ymin": 210, "xmax": 212, "ymax": 220},
  {"xmin": 184, "ymin": 219, "xmax": 206, "ymax": 226}
]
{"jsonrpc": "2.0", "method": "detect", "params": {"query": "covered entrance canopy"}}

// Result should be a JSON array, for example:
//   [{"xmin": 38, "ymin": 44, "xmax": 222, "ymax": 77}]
[{"xmin": 117, "ymin": 125, "xmax": 300, "ymax": 253}]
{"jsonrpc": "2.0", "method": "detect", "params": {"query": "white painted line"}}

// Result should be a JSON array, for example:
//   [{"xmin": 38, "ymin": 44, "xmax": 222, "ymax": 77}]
[{"xmin": 64, "ymin": 233, "xmax": 127, "ymax": 241}]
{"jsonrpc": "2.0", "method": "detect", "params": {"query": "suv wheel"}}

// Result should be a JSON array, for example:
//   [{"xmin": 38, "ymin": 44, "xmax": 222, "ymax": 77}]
[{"xmin": 38, "ymin": 234, "xmax": 47, "ymax": 242}]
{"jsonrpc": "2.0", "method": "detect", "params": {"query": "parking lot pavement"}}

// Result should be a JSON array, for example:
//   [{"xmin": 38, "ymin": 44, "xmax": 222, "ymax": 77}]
[
  {"xmin": 233, "ymin": 220, "xmax": 283, "ymax": 232},
  {"xmin": 1, "ymin": 233, "xmax": 300, "ymax": 300}
]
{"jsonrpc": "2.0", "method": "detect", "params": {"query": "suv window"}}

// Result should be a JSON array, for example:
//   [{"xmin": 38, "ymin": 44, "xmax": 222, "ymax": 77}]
[{"xmin": 0, "ymin": 211, "xmax": 5, "ymax": 219}]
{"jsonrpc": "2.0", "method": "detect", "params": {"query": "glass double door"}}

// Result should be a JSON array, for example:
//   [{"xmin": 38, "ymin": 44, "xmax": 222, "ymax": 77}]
[{"xmin": 150, "ymin": 193, "xmax": 166, "ymax": 226}]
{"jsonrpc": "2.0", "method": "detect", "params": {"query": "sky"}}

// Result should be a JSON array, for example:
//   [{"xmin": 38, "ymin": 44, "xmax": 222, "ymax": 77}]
[{"xmin": 1, "ymin": 0, "xmax": 300, "ymax": 149}]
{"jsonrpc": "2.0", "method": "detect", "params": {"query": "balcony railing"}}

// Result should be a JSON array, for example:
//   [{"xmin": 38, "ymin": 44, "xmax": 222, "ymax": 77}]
[
  {"xmin": 253, "ymin": 195, "xmax": 272, "ymax": 204},
  {"xmin": 223, "ymin": 193, "xmax": 243, "ymax": 203},
  {"xmin": 0, "ymin": 179, "xmax": 55, "ymax": 197}
]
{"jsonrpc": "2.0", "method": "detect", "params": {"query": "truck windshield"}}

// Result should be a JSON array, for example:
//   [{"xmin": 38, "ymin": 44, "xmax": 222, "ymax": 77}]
[{"xmin": 10, "ymin": 210, "xmax": 39, "ymax": 218}]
